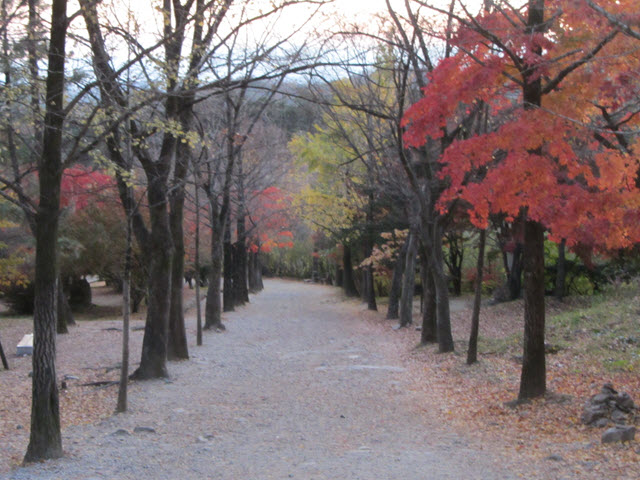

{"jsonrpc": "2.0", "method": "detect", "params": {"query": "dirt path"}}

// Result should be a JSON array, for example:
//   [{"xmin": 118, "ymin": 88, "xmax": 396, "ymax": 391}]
[{"xmin": 6, "ymin": 279, "xmax": 518, "ymax": 480}]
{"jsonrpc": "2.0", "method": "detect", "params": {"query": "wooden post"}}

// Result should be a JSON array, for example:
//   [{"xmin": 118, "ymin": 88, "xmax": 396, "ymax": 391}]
[{"xmin": 0, "ymin": 334, "xmax": 8, "ymax": 370}]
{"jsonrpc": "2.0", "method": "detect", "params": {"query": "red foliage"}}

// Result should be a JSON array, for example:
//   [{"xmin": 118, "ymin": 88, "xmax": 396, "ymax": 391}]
[
  {"xmin": 60, "ymin": 167, "xmax": 115, "ymax": 210},
  {"xmin": 247, "ymin": 187, "xmax": 295, "ymax": 254},
  {"xmin": 402, "ymin": 0, "xmax": 640, "ymax": 255}
]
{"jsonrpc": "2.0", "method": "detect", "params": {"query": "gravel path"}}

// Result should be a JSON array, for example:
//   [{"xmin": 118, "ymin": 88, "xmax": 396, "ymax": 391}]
[{"xmin": 5, "ymin": 279, "xmax": 517, "ymax": 480}]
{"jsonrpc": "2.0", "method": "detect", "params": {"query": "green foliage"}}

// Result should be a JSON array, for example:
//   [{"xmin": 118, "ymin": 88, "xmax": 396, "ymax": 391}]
[
  {"xmin": 543, "ymin": 239, "xmax": 608, "ymax": 295},
  {"xmin": 262, "ymin": 237, "xmax": 314, "ymax": 279}
]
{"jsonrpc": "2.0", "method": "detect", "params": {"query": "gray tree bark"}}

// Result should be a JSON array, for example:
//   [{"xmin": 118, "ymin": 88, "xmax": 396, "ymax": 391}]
[{"xmin": 24, "ymin": 0, "xmax": 67, "ymax": 462}]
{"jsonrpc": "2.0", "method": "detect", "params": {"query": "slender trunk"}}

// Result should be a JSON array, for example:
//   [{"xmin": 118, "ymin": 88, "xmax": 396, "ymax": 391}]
[
  {"xmin": 248, "ymin": 250, "xmax": 264, "ymax": 292},
  {"xmin": 386, "ymin": 238, "xmax": 407, "ymax": 320},
  {"xmin": 255, "ymin": 252, "xmax": 264, "ymax": 290},
  {"xmin": 205, "ymin": 215, "xmax": 225, "ymax": 330},
  {"xmin": 445, "ymin": 233, "xmax": 464, "ymax": 296},
  {"xmin": 554, "ymin": 238, "xmax": 566, "ymax": 300},
  {"xmin": 342, "ymin": 245, "xmax": 359, "ymax": 297},
  {"xmin": 117, "ymin": 212, "xmax": 132, "ymax": 413},
  {"xmin": 432, "ymin": 227, "xmax": 454, "ymax": 353},
  {"xmin": 195, "ymin": 180, "xmax": 202, "ymax": 346},
  {"xmin": 366, "ymin": 265, "xmax": 377, "ymax": 311},
  {"xmin": 233, "ymin": 213, "xmax": 249, "ymax": 305},
  {"xmin": 420, "ymin": 250, "xmax": 437, "ymax": 344},
  {"xmin": 248, "ymin": 250, "xmax": 256, "ymax": 290},
  {"xmin": 223, "ymin": 217, "xmax": 234, "ymax": 312},
  {"xmin": 168, "ymin": 145, "xmax": 189, "ymax": 361},
  {"xmin": 360, "ymin": 267, "xmax": 368, "ymax": 302},
  {"xmin": 467, "ymin": 229, "xmax": 486, "ymax": 365},
  {"xmin": 24, "ymin": 0, "xmax": 66, "ymax": 462},
  {"xmin": 56, "ymin": 283, "xmax": 71, "ymax": 334},
  {"xmin": 364, "ymin": 186, "xmax": 377, "ymax": 310},
  {"xmin": 399, "ymin": 231, "xmax": 417, "ymax": 327},
  {"xmin": 232, "ymin": 241, "xmax": 248, "ymax": 306},
  {"xmin": 0, "ymin": 334, "xmax": 8, "ymax": 369}
]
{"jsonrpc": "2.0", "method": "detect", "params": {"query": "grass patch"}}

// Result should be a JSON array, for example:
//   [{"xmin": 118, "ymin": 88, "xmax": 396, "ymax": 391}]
[{"xmin": 547, "ymin": 281, "xmax": 640, "ymax": 372}]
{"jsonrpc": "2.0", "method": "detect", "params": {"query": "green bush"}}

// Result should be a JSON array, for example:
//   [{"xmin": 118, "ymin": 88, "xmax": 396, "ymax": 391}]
[{"xmin": 0, "ymin": 279, "xmax": 34, "ymax": 314}]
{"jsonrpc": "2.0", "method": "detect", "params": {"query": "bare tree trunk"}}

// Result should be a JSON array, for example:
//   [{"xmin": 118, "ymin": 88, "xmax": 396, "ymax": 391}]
[
  {"xmin": 168, "ymin": 144, "xmax": 189, "ymax": 361},
  {"xmin": 507, "ymin": 243, "xmax": 524, "ymax": 300},
  {"xmin": 194, "ymin": 177, "xmax": 203, "ymax": 346},
  {"xmin": 399, "ymin": 231, "xmax": 417, "ymax": 327},
  {"xmin": 0, "ymin": 334, "xmax": 8, "ymax": 369},
  {"xmin": 233, "ymin": 209, "xmax": 249, "ymax": 305},
  {"xmin": 386, "ymin": 238, "xmax": 407, "ymax": 320},
  {"xmin": 366, "ymin": 265, "xmax": 377, "ymax": 311},
  {"xmin": 255, "ymin": 252, "xmax": 264, "ymax": 290},
  {"xmin": 223, "ymin": 218, "xmax": 234, "ymax": 312},
  {"xmin": 24, "ymin": 0, "xmax": 66, "ymax": 462},
  {"xmin": 204, "ymin": 222, "xmax": 226, "ymax": 331},
  {"xmin": 56, "ymin": 283, "xmax": 71, "ymax": 334},
  {"xmin": 248, "ymin": 250, "xmax": 264, "ymax": 292},
  {"xmin": 554, "ymin": 238, "xmax": 566, "ymax": 300},
  {"xmin": 342, "ymin": 244, "xmax": 359, "ymax": 297},
  {"xmin": 467, "ymin": 229, "xmax": 486, "ymax": 365},
  {"xmin": 117, "ymin": 212, "xmax": 132, "ymax": 413},
  {"xmin": 232, "ymin": 240, "xmax": 248, "ymax": 306},
  {"xmin": 133, "ymin": 172, "xmax": 172, "ymax": 379},
  {"xmin": 519, "ymin": 219, "xmax": 546, "ymax": 399},
  {"xmin": 420, "ymin": 251, "xmax": 437, "ymax": 344},
  {"xmin": 432, "ymin": 226, "xmax": 454, "ymax": 352}
]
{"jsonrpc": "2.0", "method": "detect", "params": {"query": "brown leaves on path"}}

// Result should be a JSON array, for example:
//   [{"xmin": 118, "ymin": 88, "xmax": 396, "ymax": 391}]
[{"xmin": 354, "ymin": 295, "xmax": 640, "ymax": 480}]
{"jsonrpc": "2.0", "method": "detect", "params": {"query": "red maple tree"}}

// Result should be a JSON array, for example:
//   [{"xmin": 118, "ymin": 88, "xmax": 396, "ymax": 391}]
[{"xmin": 402, "ymin": 0, "xmax": 640, "ymax": 399}]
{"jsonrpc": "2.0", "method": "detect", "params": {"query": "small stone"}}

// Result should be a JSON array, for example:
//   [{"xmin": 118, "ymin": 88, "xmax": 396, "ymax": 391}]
[
  {"xmin": 134, "ymin": 426, "xmax": 156, "ymax": 434},
  {"xmin": 546, "ymin": 454, "xmax": 563, "ymax": 462},
  {"xmin": 111, "ymin": 429, "xmax": 131, "ymax": 436},
  {"xmin": 602, "ymin": 425, "xmax": 636, "ymax": 444},
  {"xmin": 593, "ymin": 417, "xmax": 610, "ymax": 428},
  {"xmin": 16, "ymin": 425, "xmax": 23, "ymax": 430},
  {"xmin": 616, "ymin": 392, "xmax": 635, "ymax": 411},
  {"xmin": 581, "ymin": 405, "xmax": 608, "ymax": 425},
  {"xmin": 611, "ymin": 408, "xmax": 627, "ymax": 424},
  {"xmin": 590, "ymin": 393, "xmax": 613, "ymax": 405}
]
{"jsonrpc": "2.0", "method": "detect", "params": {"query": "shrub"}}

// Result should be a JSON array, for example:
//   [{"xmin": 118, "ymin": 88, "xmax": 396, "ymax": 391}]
[{"xmin": 0, "ymin": 279, "xmax": 34, "ymax": 314}]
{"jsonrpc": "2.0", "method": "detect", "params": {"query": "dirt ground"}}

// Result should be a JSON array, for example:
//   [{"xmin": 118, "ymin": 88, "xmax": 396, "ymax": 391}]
[{"xmin": 1, "ymin": 279, "xmax": 638, "ymax": 479}]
